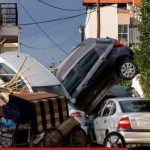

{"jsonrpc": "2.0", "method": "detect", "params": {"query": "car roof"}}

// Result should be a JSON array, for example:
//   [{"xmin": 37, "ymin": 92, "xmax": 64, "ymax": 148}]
[{"xmin": 0, "ymin": 52, "xmax": 61, "ymax": 87}]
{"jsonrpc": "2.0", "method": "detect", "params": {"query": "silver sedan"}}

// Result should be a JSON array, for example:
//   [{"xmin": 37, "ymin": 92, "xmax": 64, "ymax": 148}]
[{"xmin": 94, "ymin": 97, "xmax": 150, "ymax": 148}]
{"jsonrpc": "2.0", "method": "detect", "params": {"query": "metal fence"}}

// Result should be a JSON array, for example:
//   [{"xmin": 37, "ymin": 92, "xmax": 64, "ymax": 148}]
[{"xmin": 0, "ymin": 3, "xmax": 18, "ymax": 26}]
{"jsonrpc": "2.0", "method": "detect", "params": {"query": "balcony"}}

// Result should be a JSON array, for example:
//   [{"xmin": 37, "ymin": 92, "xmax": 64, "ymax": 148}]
[
  {"xmin": 0, "ymin": 3, "xmax": 18, "ymax": 43},
  {"xmin": 0, "ymin": 3, "xmax": 18, "ymax": 26}
]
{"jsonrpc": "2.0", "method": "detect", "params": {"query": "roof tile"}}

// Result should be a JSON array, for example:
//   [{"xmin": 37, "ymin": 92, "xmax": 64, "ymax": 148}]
[{"xmin": 83, "ymin": 0, "xmax": 141, "ymax": 5}]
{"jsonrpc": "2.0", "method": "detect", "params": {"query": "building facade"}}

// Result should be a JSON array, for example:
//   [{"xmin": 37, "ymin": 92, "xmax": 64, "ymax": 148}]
[
  {"xmin": 83, "ymin": 0, "xmax": 141, "ymax": 46},
  {"xmin": 0, "ymin": 3, "xmax": 19, "ymax": 53}
]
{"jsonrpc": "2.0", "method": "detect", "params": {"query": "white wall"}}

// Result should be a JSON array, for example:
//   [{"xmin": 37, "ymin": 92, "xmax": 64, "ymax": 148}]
[
  {"xmin": 101, "ymin": 4, "xmax": 118, "ymax": 39},
  {"xmin": 85, "ymin": 4, "xmax": 118, "ymax": 39}
]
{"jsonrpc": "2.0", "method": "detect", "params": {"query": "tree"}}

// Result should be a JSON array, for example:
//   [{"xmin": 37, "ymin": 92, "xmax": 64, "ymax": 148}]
[{"xmin": 134, "ymin": 0, "xmax": 150, "ymax": 97}]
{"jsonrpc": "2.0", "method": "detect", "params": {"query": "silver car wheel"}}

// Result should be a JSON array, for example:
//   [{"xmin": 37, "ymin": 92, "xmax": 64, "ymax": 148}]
[
  {"xmin": 118, "ymin": 59, "xmax": 137, "ymax": 80},
  {"xmin": 121, "ymin": 62, "xmax": 135, "ymax": 78},
  {"xmin": 105, "ymin": 135, "xmax": 120, "ymax": 147},
  {"xmin": 104, "ymin": 132, "xmax": 126, "ymax": 148}
]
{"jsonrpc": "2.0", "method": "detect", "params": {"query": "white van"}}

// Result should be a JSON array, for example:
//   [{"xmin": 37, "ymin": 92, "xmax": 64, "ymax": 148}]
[{"xmin": 0, "ymin": 52, "xmax": 71, "ymax": 106}]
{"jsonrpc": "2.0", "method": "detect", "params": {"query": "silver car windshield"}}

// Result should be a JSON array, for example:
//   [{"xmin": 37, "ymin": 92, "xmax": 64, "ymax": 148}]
[{"xmin": 119, "ymin": 100, "xmax": 150, "ymax": 113}]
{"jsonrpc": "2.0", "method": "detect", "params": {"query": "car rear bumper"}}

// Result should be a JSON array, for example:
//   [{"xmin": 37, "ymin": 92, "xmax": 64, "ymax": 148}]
[{"xmin": 120, "ymin": 131, "xmax": 150, "ymax": 144}]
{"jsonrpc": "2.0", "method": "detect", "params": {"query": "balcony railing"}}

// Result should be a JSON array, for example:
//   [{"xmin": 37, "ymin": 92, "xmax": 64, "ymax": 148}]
[{"xmin": 0, "ymin": 3, "xmax": 18, "ymax": 26}]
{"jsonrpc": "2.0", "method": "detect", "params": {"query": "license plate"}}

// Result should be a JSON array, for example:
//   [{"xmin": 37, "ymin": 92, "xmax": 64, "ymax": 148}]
[{"xmin": 137, "ymin": 120, "xmax": 150, "ymax": 127}]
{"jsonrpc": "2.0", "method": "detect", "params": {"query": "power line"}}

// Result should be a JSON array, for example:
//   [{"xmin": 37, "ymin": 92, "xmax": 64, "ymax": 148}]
[
  {"xmin": 21, "ymin": 10, "xmax": 92, "ymax": 51},
  {"xmin": 17, "ymin": 0, "xmax": 68, "ymax": 55},
  {"xmin": 19, "ymin": 12, "xmax": 89, "ymax": 26},
  {"xmin": 21, "ymin": 31, "xmax": 79, "ymax": 50},
  {"xmin": 38, "ymin": 0, "xmax": 85, "ymax": 11},
  {"xmin": 20, "ymin": 4, "xmax": 136, "ymax": 27},
  {"xmin": 22, "ymin": 19, "xmax": 71, "ymax": 39},
  {"xmin": 20, "ymin": 43, "xmax": 50, "ymax": 50},
  {"xmin": 19, "ymin": 3, "xmax": 136, "ymax": 26}
]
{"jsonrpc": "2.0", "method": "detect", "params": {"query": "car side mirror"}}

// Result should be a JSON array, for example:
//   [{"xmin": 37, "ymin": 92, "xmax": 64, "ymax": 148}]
[{"xmin": 97, "ymin": 111, "xmax": 101, "ymax": 117}]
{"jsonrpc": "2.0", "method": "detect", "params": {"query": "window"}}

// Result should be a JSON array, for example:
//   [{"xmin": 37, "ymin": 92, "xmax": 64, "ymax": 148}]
[
  {"xmin": 0, "ymin": 63, "xmax": 15, "ymax": 82},
  {"xmin": 110, "ymin": 102, "xmax": 116, "ymax": 115},
  {"xmin": 102, "ymin": 101, "xmax": 114, "ymax": 117},
  {"xmin": 119, "ymin": 100, "xmax": 150, "ymax": 113},
  {"xmin": 118, "ymin": 25, "xmax": 129, "ymax": 45},
  {"xmin": 0, "ymin": 63, "xmax": 26, "ymax": 89},
  {"xmin": 77, "ymin": 49, "xmax": 99, "ymax": 74},
  {"xmin": 101, "ymin": 101, "xmax": 116, "ymax": 117},
  {"xmin": 97, "ymin": 101, "xmax": 107, "ymax": 116},
  {"xmin": 62, "ymin": 69, "xmax": 82, "ymax": 95},
  {"xmin": 117, "ymin": 3, "xmax": 127, "ymax": 10}
]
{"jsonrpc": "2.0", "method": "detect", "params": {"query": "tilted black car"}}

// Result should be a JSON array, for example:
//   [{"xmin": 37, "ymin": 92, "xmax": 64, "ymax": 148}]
[{"xmin": 56, "ymin": 38, "xmax": 138, "ymax": 114}]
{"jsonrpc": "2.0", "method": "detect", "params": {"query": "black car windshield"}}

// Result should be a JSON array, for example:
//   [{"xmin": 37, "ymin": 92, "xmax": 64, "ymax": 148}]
[
  {"xmin": 32, "ymin": 85, "xmax": 69, "ymax": 98},
  {"xmin": 119, "ymin": 100, "xmax": 150, "ymax": 113}
]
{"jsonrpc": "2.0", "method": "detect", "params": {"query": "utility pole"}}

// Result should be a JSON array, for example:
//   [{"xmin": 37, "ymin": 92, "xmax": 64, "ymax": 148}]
[
  {"xmin": 78, "ymin": 25, "xmax": 85, "ymax": 43},
  {"xmin": 97, "ymin": 0, "xmax": 100, "ymax": 38}
]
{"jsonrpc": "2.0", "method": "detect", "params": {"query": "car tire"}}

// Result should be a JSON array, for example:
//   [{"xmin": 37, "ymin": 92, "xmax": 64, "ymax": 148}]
[
  {"xmin": 103, "ymin": 132, "xmax": 126, "ymax": 148},
  {"xmin": 117, "ymin": 59, "xmax": 137, "ymax": 80},
  {"xmin": 87, "ymin": 129, "xmax": 94, "ymax": 146},
  {"xmin": 69, "ymin": 126, "xmax": 87, "ymax": 147}
]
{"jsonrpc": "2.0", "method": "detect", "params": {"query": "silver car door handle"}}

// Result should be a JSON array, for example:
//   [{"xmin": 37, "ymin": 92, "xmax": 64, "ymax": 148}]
[{"xmin": 104, "ymin": 120, "xmax": 107, "ymax": 123}]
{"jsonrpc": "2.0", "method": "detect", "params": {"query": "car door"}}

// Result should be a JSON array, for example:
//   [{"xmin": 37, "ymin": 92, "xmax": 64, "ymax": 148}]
[{"xmin": 94, "ymin": 100, "xmax": 115, "ymax": 144}]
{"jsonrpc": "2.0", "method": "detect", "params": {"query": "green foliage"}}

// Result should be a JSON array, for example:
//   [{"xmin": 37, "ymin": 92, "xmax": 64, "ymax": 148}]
[
  {"xmin": 133, "ymin": 0, "xmax": 150, "ymax": 97},
  {"xmin": 118, "ymin": 80, "xmax": 132, "ymax": 87}
]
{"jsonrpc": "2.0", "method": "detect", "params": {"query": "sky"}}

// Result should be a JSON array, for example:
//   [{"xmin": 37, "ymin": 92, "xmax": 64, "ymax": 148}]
[{"xmin": 1, "ymin": 0, "xmax": 85, "ymax": 67}]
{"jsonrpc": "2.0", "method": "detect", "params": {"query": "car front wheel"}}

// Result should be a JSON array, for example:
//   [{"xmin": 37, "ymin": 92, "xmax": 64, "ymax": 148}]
[{"xmin": 117, "ymin": 59, "xmax": 137, "ymax": 80}]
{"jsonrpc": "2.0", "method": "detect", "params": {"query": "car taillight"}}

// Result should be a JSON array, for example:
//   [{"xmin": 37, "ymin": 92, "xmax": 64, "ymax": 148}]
[
  {"xmin": 70, "ymin": 112, "xmax": 82, "ymax": 118},
  {"xmin": 114, "ymin": 41, "xmax": 123, "ymax": 47},
  {"xmin": 117, "ymin": 117, "xmax": 131, "ymax": 129}
]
